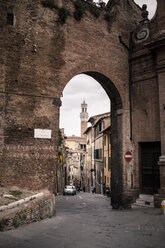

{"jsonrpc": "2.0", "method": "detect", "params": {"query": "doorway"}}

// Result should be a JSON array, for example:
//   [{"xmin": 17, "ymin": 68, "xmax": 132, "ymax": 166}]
[{"xmin": 140, "ymin": 142, "xmax": 161, "ymax": 195}]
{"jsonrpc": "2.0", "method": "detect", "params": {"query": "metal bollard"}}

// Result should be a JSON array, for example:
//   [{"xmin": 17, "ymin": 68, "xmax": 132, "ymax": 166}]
[{"xmin": 161, "ymin": 200, "xmax": 165, "ymax": 215}]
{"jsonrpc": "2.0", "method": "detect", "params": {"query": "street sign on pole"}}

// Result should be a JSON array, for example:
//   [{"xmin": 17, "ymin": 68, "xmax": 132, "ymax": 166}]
[{"xmin": 124, "ymin": 151, "xmax": 132, "ymax": 162}]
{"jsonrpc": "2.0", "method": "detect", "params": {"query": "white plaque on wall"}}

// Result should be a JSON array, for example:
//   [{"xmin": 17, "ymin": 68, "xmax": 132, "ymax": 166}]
[{"xmin": 34, "ymin": 129, "xmax": 52, "ymax": 139}]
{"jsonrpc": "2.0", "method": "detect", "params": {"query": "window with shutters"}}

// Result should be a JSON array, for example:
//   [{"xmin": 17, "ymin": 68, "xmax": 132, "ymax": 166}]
[
  {"xmin": 108, "ymin": 157, "xmax": 111, "ymax": 170},
  {"xmin": 104, "ymin": 157, "xmax": 106, "ymax": 168},
  {"xmin": 94, "ymin": 149, "xmax": 102, "ymax": 159}
]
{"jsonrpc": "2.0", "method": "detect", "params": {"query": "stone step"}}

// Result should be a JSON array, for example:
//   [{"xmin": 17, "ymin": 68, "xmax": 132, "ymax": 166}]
[
  {"xmin": 131, "ymin": 194, "xmax": 154, "ymax": 208},
  {"xmin": 131, "ymin": 203, "xmax": 153, "ymax": 208},
  {"xmin": 139, "ymin": 194, "xmax": 154, "ymax": 202},
  {"xmin": 136, "ymin": 199, "xmax": 154, "ymax": 207}
]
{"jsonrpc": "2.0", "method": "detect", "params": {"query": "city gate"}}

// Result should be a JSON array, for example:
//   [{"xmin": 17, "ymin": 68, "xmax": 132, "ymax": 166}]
[{"xmin": 0, "ymin": 0, "xmax": 165, "ymax": 208}]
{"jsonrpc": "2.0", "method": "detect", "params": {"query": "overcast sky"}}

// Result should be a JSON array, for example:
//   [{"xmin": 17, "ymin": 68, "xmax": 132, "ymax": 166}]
[{"xmin": 60, "ymin": 0, "xmax": 157, "ymax": 137}]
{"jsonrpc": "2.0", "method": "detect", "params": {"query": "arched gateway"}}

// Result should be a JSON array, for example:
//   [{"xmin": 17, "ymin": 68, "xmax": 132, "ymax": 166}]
[{"xmin": 0, "ymin": 0, "xmax": 165, "ymax": 208}]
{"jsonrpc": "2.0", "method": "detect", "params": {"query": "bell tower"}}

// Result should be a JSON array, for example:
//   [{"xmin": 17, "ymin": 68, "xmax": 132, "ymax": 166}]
[{"xmin": 80, "ymin": 100, "xmax": 88, "ymax": 137}]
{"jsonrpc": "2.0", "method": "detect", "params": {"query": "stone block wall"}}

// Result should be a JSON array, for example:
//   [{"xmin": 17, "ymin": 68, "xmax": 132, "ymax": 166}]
[{"xmin": 0, "ymin": 192, "xmax": 55, "ymax": 231}]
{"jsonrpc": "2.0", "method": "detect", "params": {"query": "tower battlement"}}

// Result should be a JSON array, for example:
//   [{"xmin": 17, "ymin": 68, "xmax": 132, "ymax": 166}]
[{"xmin": 80, "ymin": 100, "xmax": 88, "ymax": 137}]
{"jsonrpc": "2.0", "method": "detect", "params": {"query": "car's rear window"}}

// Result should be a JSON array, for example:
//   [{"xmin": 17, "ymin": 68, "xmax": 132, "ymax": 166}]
[{"xmin": 66, "ymin": 186, "xmax": 73, "ymax": 189}]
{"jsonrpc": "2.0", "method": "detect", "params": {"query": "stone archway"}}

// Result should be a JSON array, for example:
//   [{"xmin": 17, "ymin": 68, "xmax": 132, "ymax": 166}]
[
  {"xmin": 86, "ymin": 72, "xmax": 123, "ymax": 208},
  {"xmin": 61, "ymin": 70, "xmax": 133, "ymax": 208},
  {"xmin": 0, "ymin": 0, "xmax": 143, "ymax": 209},
  {"xmin": 84, "ymin": 72, "xmax": 124, "ymax": 208}
]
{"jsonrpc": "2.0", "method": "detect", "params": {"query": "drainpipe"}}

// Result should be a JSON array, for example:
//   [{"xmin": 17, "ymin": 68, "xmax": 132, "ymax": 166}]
[
  {"xmin": 119, "ymin": 33, "xmax": 133, "ymax": 141},
  {"xmin": 101, "ymin": 133, "xmax": 104, "ymax": 194}
]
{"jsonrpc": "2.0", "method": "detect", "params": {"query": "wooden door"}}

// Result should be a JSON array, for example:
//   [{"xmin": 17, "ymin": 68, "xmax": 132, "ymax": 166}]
[{"xmin": 140, "ymin": 142, "xmax": 160, "ymax": 195}]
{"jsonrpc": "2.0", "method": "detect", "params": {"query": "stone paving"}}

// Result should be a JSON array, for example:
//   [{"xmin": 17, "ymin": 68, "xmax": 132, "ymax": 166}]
[{"xmin": 0, "ymin": 192, "xmax": 165, "ymax": 248}]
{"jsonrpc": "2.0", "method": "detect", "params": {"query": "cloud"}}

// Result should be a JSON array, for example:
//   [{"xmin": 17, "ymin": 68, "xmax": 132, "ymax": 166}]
[
  {"xmin": 134, "ymin": 0, "xmax": 157, "ymax": 18},
  {"xmin": 60, "ymin": 74, "xmax": 110, "ymax": 136}
]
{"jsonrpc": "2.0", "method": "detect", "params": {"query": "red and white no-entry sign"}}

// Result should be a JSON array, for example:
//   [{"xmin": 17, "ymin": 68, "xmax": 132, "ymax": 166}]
[{"xmin": 124, "ymin": 151, "xmax": 132, "ymax": 162}]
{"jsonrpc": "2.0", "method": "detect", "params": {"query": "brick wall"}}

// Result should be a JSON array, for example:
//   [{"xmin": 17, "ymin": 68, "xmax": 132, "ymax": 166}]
[{"xmin": 0, "ymin": 0, "xmax": 147, "ymax": 208}]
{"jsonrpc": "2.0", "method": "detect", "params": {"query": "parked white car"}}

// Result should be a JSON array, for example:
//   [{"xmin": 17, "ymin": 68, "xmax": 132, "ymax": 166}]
[{"xmin": 63, "ymin": 185, "xmax": 75, "ymax": 195}]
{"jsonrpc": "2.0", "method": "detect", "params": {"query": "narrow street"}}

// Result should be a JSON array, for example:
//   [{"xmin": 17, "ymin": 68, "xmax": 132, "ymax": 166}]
[{"xmin": 0, "ymin": 192, "xmax": 165, "ymax": 248}]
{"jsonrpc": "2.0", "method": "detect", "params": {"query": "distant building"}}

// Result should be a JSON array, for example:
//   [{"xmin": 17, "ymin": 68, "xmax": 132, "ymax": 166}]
[
  {"xmin": 65, "ymin": 135, "xmax": 86, "ymax": 188},
  {"xmin": 56, "ymin": 128, "xmax": 67, "ymax": 195},
  {"xmin": 102, "ymin": 126, "xmax": 111, "ymax": 190},
  {"xmin": 84, "ymin": 126, "xmax": 92, "ymax": 192},
  {"xmin": 84, "ymin": 112, "xmax": 111, "ymax": 194},
  {"xmin": 65, "ymin": 100, "xmax": 88, "ymax": 189},
  {"xmin": 93, "ymin": 112, "xmax": 110, "ymax": 194}
]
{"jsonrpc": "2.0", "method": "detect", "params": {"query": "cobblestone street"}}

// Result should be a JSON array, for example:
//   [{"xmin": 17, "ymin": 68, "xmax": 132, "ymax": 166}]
[{"xmin": 0, "ymin": 192, "xmax": 165, "ymax": 248}]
